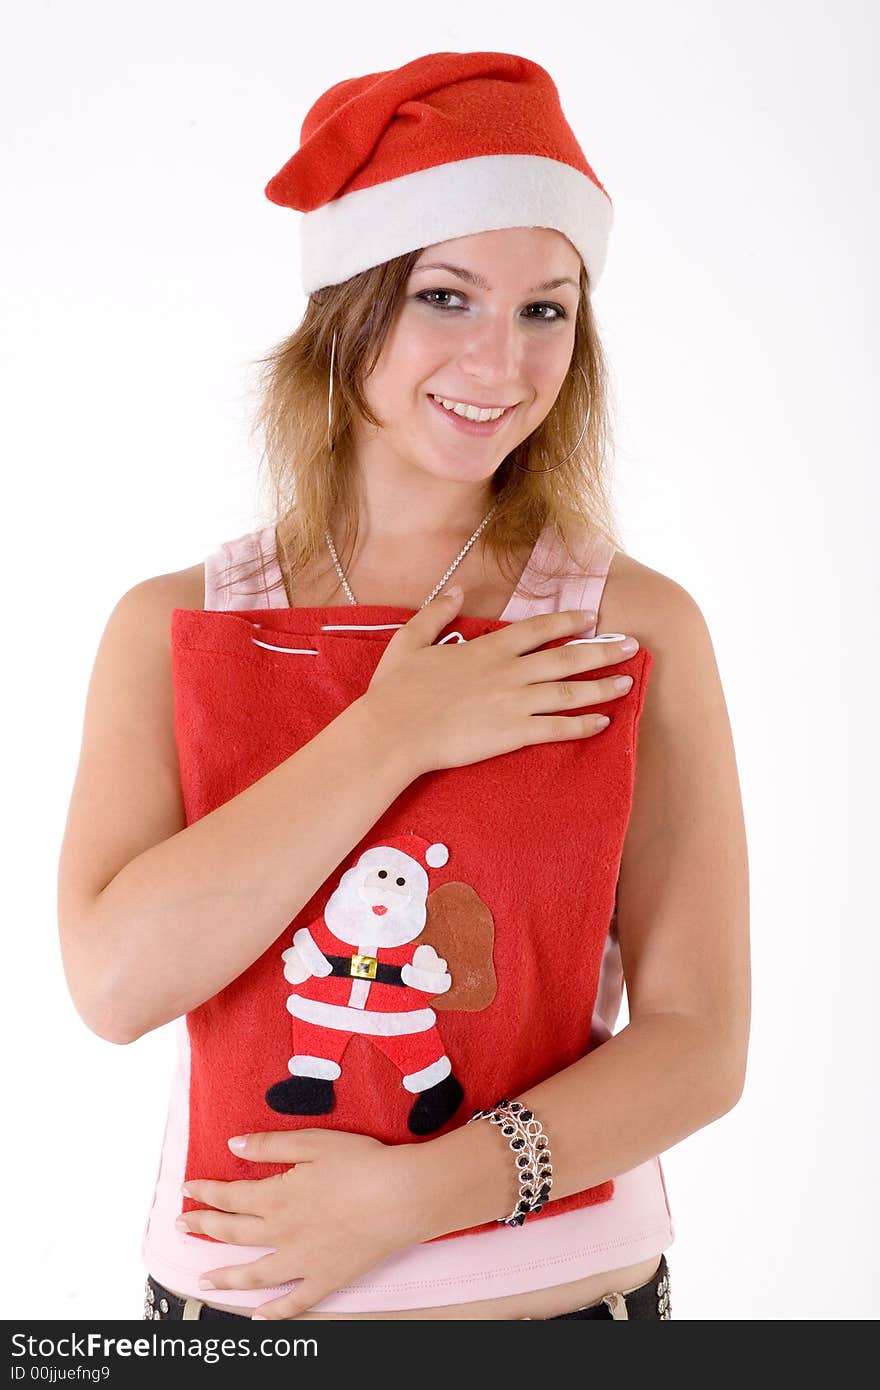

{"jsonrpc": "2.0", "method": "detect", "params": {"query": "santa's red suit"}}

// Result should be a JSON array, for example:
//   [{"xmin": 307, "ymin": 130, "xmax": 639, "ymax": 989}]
[{"xmin": 284, "ymin": 915, "xmax": 453, "ymax": 1093}]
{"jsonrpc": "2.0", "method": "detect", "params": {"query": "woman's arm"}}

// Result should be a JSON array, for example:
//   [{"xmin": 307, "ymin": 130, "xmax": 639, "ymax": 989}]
[
  {"xmin": 395, "ymin": 570, "xmax": 751, "ymax": 1241},
  {"xmin": 57, "ymin": 569, "xmax": 418, "ymax": 1046}
]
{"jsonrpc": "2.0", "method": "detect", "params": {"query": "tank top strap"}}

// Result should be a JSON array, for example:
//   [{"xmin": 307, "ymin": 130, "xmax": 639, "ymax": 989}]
[
  {"xmin": 509, "ymin": 523, "xmax": 616, "ymax": 637},
  {"xmin": 558, "ymin": 529, "xmax": 616, "ymax": 636},
  {"xmin": 204, "ymin": 523, "xmax": 287, "ymax": 611}
]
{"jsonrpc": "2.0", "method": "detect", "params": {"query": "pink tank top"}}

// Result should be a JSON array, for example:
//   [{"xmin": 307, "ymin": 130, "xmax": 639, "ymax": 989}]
[{"xmin": 140, "ymin": 521, "xmax": 674, "ymax": 1313}]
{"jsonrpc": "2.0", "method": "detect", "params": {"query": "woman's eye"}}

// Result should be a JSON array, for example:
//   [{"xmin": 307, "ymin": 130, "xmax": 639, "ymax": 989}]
[
  {"xmin": 527, "ymin": 303, "xmax": 566, "ymax": 322},
  {"xmin": 415, "ymin": 289, "xmax": 566, "ymax": 322},
  {"xmin": 418, "ymin": 289, "xmax": 464, "ymax": 310}
]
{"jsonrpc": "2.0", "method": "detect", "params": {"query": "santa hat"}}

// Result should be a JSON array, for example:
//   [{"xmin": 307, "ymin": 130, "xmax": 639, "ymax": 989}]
[{"xmin": 264, "ymin": 50, "xmax": 613, "ymax": 295}]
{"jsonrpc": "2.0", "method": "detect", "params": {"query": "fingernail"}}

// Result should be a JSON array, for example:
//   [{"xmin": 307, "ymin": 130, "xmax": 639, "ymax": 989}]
[
  {"xmin": 443, "ymin": 584, "xmax": 462, "ymax": 599},
  {"xmin": 198, "ymin": 1278, "xmax": 216, "ymax": 1291},
  {"xmin": 228, "ymin": 1135, "xmax": 248, "ymax": 1152},
  {"xmin": 180, "ymin": 1185, "xmax": 193, "ymax": 1197},
  {"xmin": 252, "ymin": 1313, "xmax": 268, "ymax": 1319},
  {"xmin": 175, "ymin": 1217, "xmax": 190, "ymax": 1232}
]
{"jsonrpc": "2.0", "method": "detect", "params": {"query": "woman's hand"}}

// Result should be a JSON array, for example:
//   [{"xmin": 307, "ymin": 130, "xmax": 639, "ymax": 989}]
[
  {"xmin": 180, "ymin": 1129, "xmax": 419, "ymax": 1319},
  {"xmin": 359, "ymin": 586, "xmax": 639, "ymax": 775}
]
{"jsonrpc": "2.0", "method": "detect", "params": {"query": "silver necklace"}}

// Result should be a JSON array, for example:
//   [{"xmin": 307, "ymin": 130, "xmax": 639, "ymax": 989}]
[{"xmin": 324, "ymin": 500, "xmax": 499, "ymax": 608}]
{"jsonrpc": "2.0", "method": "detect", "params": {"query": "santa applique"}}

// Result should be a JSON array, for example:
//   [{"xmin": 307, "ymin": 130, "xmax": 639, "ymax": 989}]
[{"xmin": 265, "ymin": 833, "xmax": 496, "ymax": 1135}]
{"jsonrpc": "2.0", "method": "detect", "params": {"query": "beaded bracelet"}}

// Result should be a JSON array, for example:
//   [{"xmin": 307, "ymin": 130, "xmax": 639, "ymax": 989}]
[{"xmin": 467, "ymin": 1097, "xmax": 554, "ymax": 1226}]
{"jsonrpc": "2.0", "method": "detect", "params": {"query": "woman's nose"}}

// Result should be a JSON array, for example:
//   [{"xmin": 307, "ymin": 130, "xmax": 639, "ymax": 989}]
[{"xmin": 455, "ymin": 319, "xmax": 520, "ymax": 385}]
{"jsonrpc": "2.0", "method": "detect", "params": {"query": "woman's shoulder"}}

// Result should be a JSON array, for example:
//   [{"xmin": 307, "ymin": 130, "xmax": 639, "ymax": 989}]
[
  {"xmin": 166, "ymin": 562, "xmax": 207, "ymax": 611},
  {"xmin": 601, "ymin": 548, "xmax": 710, "ymax": 656},
  {"xmin": 123, "ymin": 562, "xmax": 206, "ymax": 615},
  {"xmin": 103, "ymin": 564, "xmax": 206, "ymax": 653},
  {"xmin": 125, "ymin": 522, "xmax": 277, "ymax": 619},
  {"xmin": 601, "ymin": 550, "xmax": 730, "ymax": 793}
]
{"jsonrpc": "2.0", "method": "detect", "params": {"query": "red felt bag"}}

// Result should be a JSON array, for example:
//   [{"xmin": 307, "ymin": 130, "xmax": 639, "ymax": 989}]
[{"xmin": 172, "ymin": 602, "xmax": 653, "ymax": 1239}]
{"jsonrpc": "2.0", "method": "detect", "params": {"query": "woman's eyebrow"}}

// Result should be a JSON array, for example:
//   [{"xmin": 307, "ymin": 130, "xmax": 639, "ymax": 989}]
[{"xmin": 411, "ymin": 261, "xmax": 579, "ymax": 294}]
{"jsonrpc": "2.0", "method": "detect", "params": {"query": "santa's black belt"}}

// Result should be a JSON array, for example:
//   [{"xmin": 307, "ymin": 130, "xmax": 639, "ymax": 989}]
[{"xmin": 324, "ymin": 953, "xmax": 404, "ymax": 985}]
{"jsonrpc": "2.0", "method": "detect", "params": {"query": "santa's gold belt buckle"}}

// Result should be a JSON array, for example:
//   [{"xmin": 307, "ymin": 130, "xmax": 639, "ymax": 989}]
[{"xmin": 350, "ymin": 954, "xmax": 378, "ymax": 980}]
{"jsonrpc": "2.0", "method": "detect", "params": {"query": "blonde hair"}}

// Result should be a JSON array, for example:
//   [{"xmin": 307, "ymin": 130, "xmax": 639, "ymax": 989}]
[{"xmin": 224, "ymin": 248, "xmax": 623, "ymax": 604}]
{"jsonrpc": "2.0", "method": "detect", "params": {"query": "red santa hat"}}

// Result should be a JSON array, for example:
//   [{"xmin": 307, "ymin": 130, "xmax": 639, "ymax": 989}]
[
  {"xmin": 264, "ymin": 50, "xmax": 613, "ymax": 295},
  {"xmin": 358, "ymin": 833, "xmax": 449, "ymax": 882}
]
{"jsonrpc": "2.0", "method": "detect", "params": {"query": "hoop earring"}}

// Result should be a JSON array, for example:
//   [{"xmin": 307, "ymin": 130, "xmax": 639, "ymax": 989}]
[
  {"xmin": 512, "ymin": 363, "xmax": 591, "ymax": 473},
  {"xmin": 327, "ymin": 329, "xmax": 338, "ymax": 453}
]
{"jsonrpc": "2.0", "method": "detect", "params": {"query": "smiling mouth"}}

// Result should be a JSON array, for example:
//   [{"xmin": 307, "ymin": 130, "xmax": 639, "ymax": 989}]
[
  {"xmin": 426, "ymin": 393, "xmax": 518, "ymax": 434},
  {"xmin": 429, "ymin": 393, "xmax": 517, "ymax": 420}
]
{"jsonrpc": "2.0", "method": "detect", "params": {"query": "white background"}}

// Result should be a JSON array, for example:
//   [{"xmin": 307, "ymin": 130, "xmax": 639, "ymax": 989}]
[{"xmin": 3, "ymin": 0, "xmax": 877, "ymax": 1321}]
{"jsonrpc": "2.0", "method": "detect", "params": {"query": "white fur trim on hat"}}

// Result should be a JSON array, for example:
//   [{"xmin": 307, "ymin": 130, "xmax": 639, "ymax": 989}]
[{"xmin": 298, "ymin": 153, "xmax": 612, "ymax": 294}]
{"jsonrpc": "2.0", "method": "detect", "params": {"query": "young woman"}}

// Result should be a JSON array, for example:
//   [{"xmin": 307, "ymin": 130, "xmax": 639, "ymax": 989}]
[{"xmin": 57, "ymin": 50, "xmax": 750, "ymax": 1322}]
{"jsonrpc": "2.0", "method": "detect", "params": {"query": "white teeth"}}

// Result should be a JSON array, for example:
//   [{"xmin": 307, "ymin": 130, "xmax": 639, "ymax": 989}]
[{"xmin": 432, "ymin": 394, "xmax": 508, "ymax": 423}]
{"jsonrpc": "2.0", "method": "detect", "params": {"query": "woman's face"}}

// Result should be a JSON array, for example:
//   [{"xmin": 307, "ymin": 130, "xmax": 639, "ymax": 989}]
[{"xmin": 356, "ymin": 226, "xmax": 582, "ymax": 485}]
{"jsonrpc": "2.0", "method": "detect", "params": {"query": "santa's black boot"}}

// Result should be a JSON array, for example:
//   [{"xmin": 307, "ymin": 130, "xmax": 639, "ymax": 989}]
[
  {"xmin": 265, "ymin": 1075, "xmax": 335, "ymax": 1115},
  {"xmin": 407, "ymin": 1072, "xmax": 464, "ymax": 1135}
]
